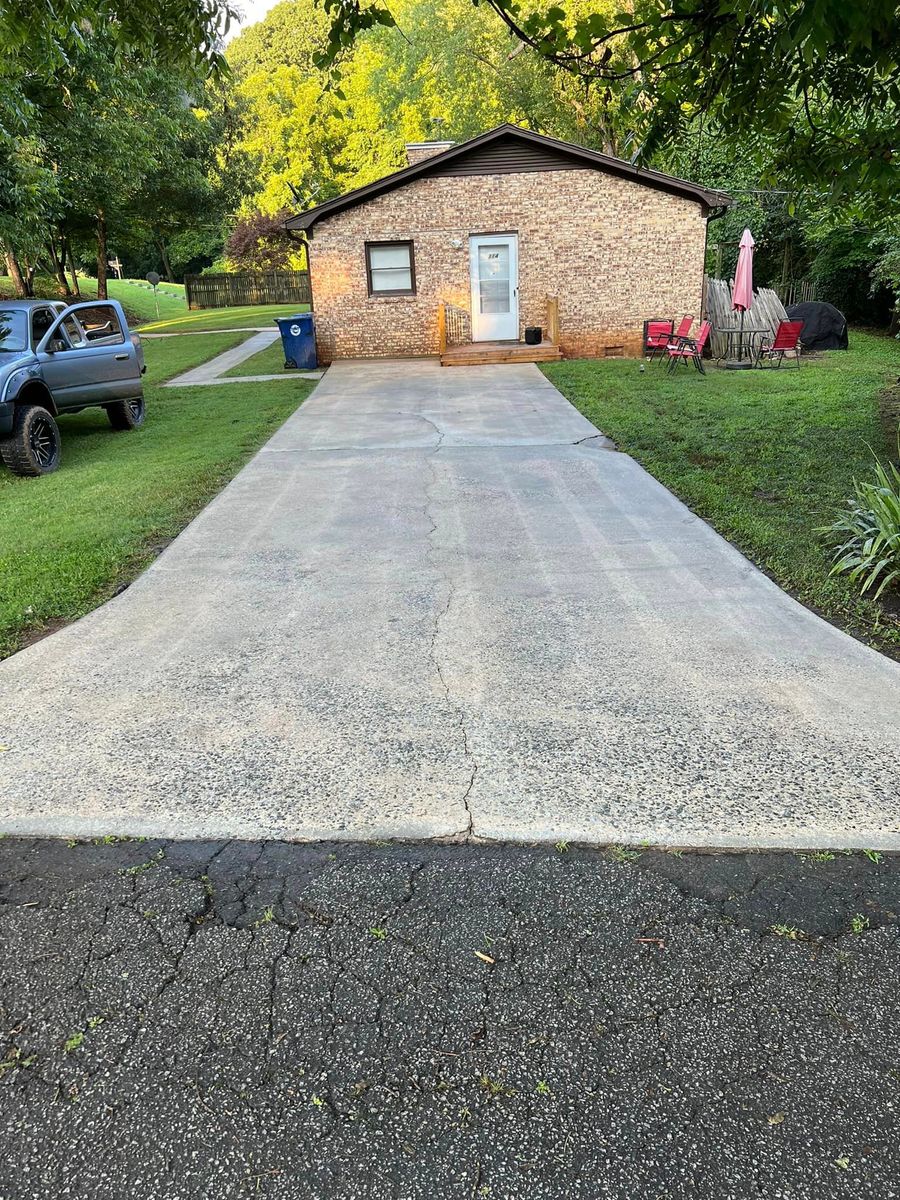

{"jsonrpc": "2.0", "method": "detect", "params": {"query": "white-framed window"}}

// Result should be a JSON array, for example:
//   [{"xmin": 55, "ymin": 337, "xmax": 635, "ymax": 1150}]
[{"xmin": 365, "ymin": 240, "xmax": 416, "ymax": 296}]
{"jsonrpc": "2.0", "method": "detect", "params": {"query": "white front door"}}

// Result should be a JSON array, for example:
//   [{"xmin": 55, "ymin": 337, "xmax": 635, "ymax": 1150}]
[{"xmin": 469, "ymin": 234, "xmax": 518, "ymax": 341}]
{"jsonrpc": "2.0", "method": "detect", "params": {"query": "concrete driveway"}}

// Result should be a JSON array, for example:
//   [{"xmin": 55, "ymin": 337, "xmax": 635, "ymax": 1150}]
[{"xmin": 2, "ymin": 359, "xmax": 899, "ymax": 847}]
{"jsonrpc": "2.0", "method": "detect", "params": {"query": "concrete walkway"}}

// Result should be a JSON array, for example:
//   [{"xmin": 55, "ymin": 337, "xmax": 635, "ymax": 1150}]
[
  {"xmin": 163, "ymin": 329, "xmax": 323, "ymax": 385},
  {"xmin": 1, "ymin": 359, "xmax": 899, "ymax": 847}
]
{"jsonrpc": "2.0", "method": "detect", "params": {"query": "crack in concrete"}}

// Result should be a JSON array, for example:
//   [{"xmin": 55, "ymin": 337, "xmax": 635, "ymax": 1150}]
[
  {"xmin": 394, "ymin": 411, "xmax": 446, "ymax": 442},
  {"xmin": 423, "ymin": 431, "xmax": 478, "ymax": 840},
  {"xmin": 260, "ymin": 429, "xmax": 616, "ymax": 456},
  {"xmin": 572, "ymin": 432, "xmax": 618, "ymax": 449}
]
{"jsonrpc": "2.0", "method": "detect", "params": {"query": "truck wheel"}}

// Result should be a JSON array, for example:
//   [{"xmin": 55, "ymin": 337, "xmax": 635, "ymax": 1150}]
[
  {"xmin": 0, "ymin": 404, "xmax": 62, "ymax": 476},
  {"xmin": 107, "ymin": 397, "xmax": 145, "ymax": 431}
]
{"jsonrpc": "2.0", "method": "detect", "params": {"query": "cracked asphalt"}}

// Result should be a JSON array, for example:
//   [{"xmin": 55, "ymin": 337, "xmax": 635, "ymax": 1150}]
[
  {"xmin": 1, "ymin": 359, "xmax": 899, "ymax": 846},
  {"xmin": 2, "ymin": 838, "xmax": 900, "ymax": 1199}
]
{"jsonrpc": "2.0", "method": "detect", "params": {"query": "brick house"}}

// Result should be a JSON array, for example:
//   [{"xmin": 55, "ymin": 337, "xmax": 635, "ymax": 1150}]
[{"xmin": 286, "ymin": 124, "xmax": 730, "ymax": 365}]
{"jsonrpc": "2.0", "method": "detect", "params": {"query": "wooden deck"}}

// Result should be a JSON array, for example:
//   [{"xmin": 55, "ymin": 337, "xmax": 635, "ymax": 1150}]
[{"xmin": 440, "ymin": 339, "xmax": 563, "ymax": 367}]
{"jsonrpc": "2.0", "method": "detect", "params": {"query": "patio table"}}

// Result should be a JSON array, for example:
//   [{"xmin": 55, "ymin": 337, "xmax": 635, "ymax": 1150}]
[{"xmin": 716, "ymin": 325, "xmax": 769, "ymax": 364}]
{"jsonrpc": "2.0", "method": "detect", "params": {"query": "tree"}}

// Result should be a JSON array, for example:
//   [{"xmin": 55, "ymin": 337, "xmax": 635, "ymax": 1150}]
[
  {"xmin": 0, "ymin": 27, "xmax": 228, "ymax": 296},
  {"xmin": 0, "ymin": 0, "xmax": 234, "ymax": 76},
  {"xmin": 222, "ymin": 0, "xmax": 635, "ymax": 222},
  {"xmin": 127, "ymin": 95, "xmax": 222, "ymax": 282},
  {"xmin": 319, "ymin": 0, "xmax": 900, "ymax": 209},
  {"xmin": 225, "ymin": 209, "xmax": 304, "ymax": 270},
  {"xmin": 227, "ymin": 0, "xmax": 332, "ymax": 75},
  {"xmin": 33, "ymin": 39, "xmax": 178, "ymax": 296},
  {"xmin": 872, "ymin": 239, "xmax": 900, "ymax": 335},
  {"xmin": 0, "ymin": 0, "xmax": 235, "ymax": 294}
]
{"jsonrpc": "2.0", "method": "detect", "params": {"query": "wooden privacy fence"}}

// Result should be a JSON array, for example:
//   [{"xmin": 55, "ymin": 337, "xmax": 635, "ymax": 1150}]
[
  {"xmin": 703, "ymin": 276, "xmax": 788, "ymax": 361},
  {"xmin": 184, "ymin": 271, "xmax": 311, "ymax": 310},
  {"xmin": 778, "ymin": 278, "xmax": 817, "ymax": 308}
]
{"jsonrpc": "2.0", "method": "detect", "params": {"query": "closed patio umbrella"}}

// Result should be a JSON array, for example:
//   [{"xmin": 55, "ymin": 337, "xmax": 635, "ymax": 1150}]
[{"xmin": 731, "ymin": 228, "xmax": 755, "ymax": 361}]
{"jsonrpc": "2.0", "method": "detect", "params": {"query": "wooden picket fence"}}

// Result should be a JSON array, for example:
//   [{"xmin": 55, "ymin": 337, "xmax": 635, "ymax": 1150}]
[
  {"xmin": 777, "ymin": 278, "xmax": 817, "ymax": 308},
  {"xmin": 703, "ymin": 276, "xmax": 788, "ymax": 361},
  {"xmin": 184, "ymin": 271, "xmax": 311, "ymax": 310}
]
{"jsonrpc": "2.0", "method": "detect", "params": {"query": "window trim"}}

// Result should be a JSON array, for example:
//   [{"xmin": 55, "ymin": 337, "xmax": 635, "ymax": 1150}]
[
  {"xmin": 365, "ymin": 240, "xmax": 416, "ymax": 297},
  {"xmin": 55, "ymin": 314, "xmax": 89, "ymax": 351}
]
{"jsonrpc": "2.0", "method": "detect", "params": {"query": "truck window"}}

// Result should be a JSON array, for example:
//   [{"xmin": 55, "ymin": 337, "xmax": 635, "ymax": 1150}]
[
  {"xmin": 76, "ymin": 305, "xmax": 125, "ymax": 346},
  {"xmin": 31, "ymin": 308, "xmax": 56, "ymax": 344},
  {"xmin": 0, "ymin": 310, "xmax": 28, "ymax": 352}
]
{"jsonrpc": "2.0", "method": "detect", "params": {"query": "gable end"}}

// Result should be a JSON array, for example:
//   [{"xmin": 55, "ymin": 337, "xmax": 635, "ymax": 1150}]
[
  {"xmin": 427, "ymin": 134, "xmax": 583, "ymax": 177},
  {"xmin": 286, "ymin": 124, "xmax": 731, "ymax": 233}
]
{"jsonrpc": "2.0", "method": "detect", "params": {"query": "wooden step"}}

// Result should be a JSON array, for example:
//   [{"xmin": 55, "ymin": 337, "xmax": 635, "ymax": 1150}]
[{"xmin": 441, "ymin": 340, "xmax": 563, "ymax": 367}]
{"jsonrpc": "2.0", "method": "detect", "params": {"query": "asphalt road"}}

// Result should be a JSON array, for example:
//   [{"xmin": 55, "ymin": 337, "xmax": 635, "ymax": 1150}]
[
  {"xmin": 2, "ymin": 838, "xmax": 899, "ymax": 1199},
  {"xmin": 1, "ymin": 358, "xmax": 899, "ymax": 848}
]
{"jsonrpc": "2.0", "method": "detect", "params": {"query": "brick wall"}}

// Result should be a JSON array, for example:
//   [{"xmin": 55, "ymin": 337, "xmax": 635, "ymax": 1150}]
[{"xmin": 306, "ymin": 168, "xmax": 708, "ymax": 362}]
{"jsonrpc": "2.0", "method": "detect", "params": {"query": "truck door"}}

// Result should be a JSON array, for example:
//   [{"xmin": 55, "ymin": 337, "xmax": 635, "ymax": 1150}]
[{"xmin": 37, "ymin": 302, "xmax": 140, "ymax": 408}]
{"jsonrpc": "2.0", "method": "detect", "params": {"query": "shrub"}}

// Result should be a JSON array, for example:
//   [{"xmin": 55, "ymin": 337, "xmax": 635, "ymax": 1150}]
[{"xmin": 821, "ymin": 443, "xmax": 900, "ymax": 599}]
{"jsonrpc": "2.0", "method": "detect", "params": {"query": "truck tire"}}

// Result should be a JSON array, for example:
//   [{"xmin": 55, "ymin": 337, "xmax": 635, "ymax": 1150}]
[
  {"xmin": 0, "ymin": 404, "xmax": 62, "ymax": 476},
  {"xmin": 107, "ymin": 397, "xmax": 145, "ymax": 431}
]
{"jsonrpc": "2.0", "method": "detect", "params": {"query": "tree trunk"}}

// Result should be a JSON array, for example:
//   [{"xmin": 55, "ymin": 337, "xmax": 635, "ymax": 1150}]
[
  {"xmin": 64, "ymin": 237, "xmax": 81, "ymax": 297},
  {"xmin": 96, "ymin": 209, "xmax": 108, "ymax": 300},
  {"xmin": 48, "ymin": 236, "xmax": 74, "ymax": 297},
  {"xmin": 24, "ymin": 261, "xmax": 36, "ymax": 296},
  {"xmin": 155, "ymin": 233, "xmax": 175, "ymax": 283},
  {"xmin": 3, "ymin": 247, "xmax": 29, "ymax": 297}
]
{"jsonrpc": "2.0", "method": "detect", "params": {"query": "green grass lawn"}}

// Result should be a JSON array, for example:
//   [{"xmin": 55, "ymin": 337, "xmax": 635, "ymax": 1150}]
[
  {"xmin": 141, "ymin": 303, "xmax": 310, "ymax": 334},
  {"xmin": 0, "ymin": 275, "xmax": 187, "ymax": 326},
  {"xmin": 543, "ymin": 330, "xmax": 900, "ymax": 656},
  {"xmin": 0, "ymin": 275, "xmax": 310, "ymax": 333},
  {"xmin": 225, "ymin": 337, "xmax": 292, "ymax": 377},
  {"xmin": 0, "ymin": 333, "xmax": 316, "ymax": 658},
  {"xmin": 110, "ymin": 278, "xmax": 186, "ymax": 324}
]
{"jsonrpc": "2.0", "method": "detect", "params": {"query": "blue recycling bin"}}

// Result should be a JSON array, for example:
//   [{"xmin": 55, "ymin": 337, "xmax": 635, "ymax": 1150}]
[{"xmin": 275, "ymin": 312, "xmax": 317, "ymax": 370}]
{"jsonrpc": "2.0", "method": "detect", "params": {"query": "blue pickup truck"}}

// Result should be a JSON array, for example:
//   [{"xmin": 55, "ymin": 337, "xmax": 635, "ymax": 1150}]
[{"xmin": 0, "ymin": 298, "xmax": 146, "ymax": 476}]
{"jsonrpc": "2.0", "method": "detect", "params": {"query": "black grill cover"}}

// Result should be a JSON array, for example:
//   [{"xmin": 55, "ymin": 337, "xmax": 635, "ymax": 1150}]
[{"xmin": 786, "ymin": 301, "xmax": 849, "ymax": 351}]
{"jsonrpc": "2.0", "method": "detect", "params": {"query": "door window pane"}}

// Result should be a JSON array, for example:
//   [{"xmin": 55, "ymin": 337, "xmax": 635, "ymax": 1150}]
[
  {"xmin": 478, "ymin": 244, "xmax": 509, "ymax": 279},
  {"xmin": 479, "ymin": 279, "xmax": 510, "ymax": 314},
  {"xmin": 76, "ymin": 305, "xmax": 125, "ymax": 345},
  {"xmin": 477, "ymin": 245, "xmax": 511, "ymax": 314},
  {"xmin": 367, "ymin": 242, "xmax": 414, "ymax": 293}
]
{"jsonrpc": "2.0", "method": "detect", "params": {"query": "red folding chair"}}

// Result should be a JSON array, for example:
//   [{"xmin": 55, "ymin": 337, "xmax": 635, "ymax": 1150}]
[
  {"xmin": 666, "ymin": 320, "xmax": 712, "ymax": 374},
  {"xmin": 756, "ymin": 320, "xmax": 803, "ymax": 368},
  {"xmin": 644, "ymin": 319, "xmax": 674, "ymax": 361},
  {"xmin": 672, "ymin": 315, "xmax": 694, "ymax": 341}
]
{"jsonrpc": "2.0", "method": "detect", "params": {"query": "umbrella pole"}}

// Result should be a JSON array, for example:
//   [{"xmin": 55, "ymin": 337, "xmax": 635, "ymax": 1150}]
[{"xmin": 738, "ymin": 308, "xmax": 745, "ymax": 361}]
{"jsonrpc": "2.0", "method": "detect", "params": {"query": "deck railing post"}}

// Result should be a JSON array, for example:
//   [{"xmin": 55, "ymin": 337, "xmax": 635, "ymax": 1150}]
[
  {"xmin": 546, "ymin": 295, "xmax": 559, "ymax": 345},
  {"xmin": 438, "ymin": 301, "xmax": 447, "ymax": 356}
]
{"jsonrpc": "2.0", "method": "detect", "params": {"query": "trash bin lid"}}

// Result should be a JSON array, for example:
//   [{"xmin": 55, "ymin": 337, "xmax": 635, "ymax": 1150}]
[{"xmin": 275, "ymin": 312, "xmax": 313, "ymax": 331}]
